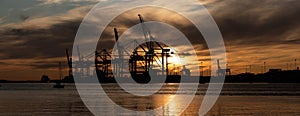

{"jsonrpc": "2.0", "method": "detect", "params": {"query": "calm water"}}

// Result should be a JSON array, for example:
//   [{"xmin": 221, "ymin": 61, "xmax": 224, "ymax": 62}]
[{"xmin": 0, "ymin": 83, "xmax": 299, "ymax": 115}]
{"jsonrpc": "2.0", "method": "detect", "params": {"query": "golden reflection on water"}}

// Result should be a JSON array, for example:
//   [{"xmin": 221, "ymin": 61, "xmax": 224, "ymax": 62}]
[
  {"xmin": 107, "ymin": 92, "xmax": 203, "ymax": 115},
  {"xmin": 1, "ymin": 83, "xmax": 300, "ymax": 115},
  {"xmin": 103, "ymin": 83, "xmax": 203, "ymax": 115}
]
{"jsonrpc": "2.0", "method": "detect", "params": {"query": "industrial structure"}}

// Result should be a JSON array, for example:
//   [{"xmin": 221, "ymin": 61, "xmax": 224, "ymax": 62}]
[
  {"xmin": 94, "ymin": 14, "xmax": 190, "ymax": 83},
  {"xmin": 64, "ymin": 14, "xmax": 191, "ymax": 83},
  {"xmin": 39, "ymin": 11, "xmax": 299, "ymax": 83},
  {"xmin": 62, "ymin": 14, "xmax": 236, "ymax": 83}
]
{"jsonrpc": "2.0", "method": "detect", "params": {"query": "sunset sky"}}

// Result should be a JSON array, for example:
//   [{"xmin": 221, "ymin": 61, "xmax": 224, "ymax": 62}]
[{"xmin": 0, "ymin": 0, "xmax": 299, "ymax": 80}]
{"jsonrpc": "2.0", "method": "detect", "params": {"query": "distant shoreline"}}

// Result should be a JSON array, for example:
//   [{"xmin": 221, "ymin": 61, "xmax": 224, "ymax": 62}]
[{"xmin": 1, "ymin": 70, "xmax": 299, "ymax": 84}]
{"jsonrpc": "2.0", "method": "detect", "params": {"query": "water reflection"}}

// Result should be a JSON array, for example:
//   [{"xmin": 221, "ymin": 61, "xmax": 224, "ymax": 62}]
[
  {"xmin": 106, "ymin": 93, "xmax": 200, "ymax": 115},
  {"xmin": 103, "ymin": 83, "xmax": 180, "ymax": 111},
  {"xmin": 102, "ymin": 83, "xmax": 202, "ymax": 115},
  {"xmin": 1, "ymin": 83, "xmax": 300, "ymax": 115}
]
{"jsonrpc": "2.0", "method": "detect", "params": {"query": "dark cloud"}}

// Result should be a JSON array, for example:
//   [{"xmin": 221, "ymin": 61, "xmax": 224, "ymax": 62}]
[
  {"xmin": 97, "ymin": 6, "xmax": 206, "ymax": 51},
  {"xmin": 0, "ymin": 19, "xmax": 81, "ymax": 60},
  {"xmin": 207, "ymin": 0, "xmax": 300, "ymax": 45},
  {"xmin": 98, "ymin": 1, "xmax": 300, "ymax": 52}
]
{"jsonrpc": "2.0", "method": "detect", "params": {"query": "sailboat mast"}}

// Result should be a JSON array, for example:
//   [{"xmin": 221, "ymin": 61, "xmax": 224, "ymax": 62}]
[{"xmin": 59, "ymin": 62, "xmax": 63, "ymax": 80}]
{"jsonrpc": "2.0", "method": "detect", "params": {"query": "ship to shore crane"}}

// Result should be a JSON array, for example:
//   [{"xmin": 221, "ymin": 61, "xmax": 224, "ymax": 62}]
[
  {"xmin": 64, "ymin": 48, "xmax": 74, "ymax": 83},
  {"xmin": 86, "ymin": 14, "xmax": 192, "ymax": 83}
]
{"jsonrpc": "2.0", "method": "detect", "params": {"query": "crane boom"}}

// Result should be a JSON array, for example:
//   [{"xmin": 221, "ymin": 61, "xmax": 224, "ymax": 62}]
[
  {"xmin": 138, "ymin": 14, "xmax": 150, "ymax": 49},
  {"xmin": 114, "ymin": 28, "xmax": 119, "ymax": 42}
]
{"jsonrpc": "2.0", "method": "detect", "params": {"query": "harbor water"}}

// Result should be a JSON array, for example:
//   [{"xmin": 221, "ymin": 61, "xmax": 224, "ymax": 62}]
[{"xmin": 0, "ymin": 83, "xmax": 299, "ymax": 115}]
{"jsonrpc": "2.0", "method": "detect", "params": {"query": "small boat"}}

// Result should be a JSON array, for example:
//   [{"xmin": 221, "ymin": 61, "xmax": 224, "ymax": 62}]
[
  {"xmin": 40, "ymin": 74, "xmax": 50, "ymax": 83},
  {"xmin": 53, "ymin": 62, "xmax": 64, "ymax": 88}
]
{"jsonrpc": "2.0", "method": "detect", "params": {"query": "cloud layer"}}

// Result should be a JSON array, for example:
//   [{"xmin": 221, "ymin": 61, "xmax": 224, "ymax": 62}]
[{"xmin": 0, "ymin": 0, "xmax": 299, "ymax": 80}]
